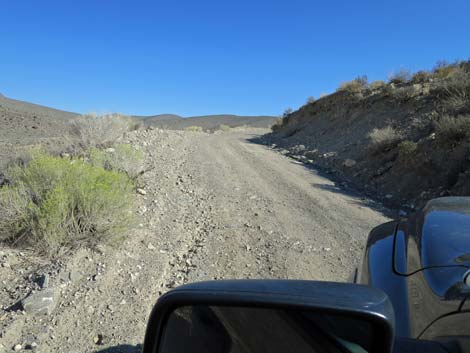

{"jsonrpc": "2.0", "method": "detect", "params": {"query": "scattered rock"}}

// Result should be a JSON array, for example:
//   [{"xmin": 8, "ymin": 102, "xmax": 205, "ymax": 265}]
[
  {"xmin": 93, "ymin": 334, "xmax": 104, "ymax": 345},
  {"xmin": 69, "ymin": 270, "xmax": 82, "ymax": 282},
  {"xmin": 136, "ymin": 188, "xmax": 147, "ymax": 195},
  {"xmin": 37, "ymin": 274, "xmax": 50, "ymax": 289},
  {"xmin": 147, "ymin": 243, "xmax": 156, "ymax": 250},
  {"xmin": 21, "ymin": 288, "xmax": 57, "ymax": 316},
  {"xmin": 105, "ymin": 147, "xmax": 115, "ymax": 153},
  {"xmin": 13, "ymin": 344, "xmax": 22, "ymax": 351}
]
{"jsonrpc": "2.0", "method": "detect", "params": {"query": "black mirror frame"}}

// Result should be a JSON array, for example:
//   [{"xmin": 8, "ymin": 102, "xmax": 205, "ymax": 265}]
[{"xmin": 142, "ymin": 280, "xmax": 395, "ymax": 353}]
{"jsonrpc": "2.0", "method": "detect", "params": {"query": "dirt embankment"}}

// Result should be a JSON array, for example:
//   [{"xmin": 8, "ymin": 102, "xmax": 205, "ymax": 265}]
[
  {"xmin": 257, "ymin": 64, "xmax": 470, "ymax": 212},
  {"xmin": 0, "ymin": 129, "xmax": 389, "ymax": 352}
]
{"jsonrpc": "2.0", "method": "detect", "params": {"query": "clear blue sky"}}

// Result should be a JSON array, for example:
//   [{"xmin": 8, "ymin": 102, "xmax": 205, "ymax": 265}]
[{"xmin": 1, "ymin": 0, "xmax": 469, "ymax": 117}]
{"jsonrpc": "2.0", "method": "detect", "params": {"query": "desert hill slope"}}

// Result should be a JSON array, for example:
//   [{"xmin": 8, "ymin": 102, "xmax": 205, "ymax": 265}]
[{"xmin": 258, "ymin": 61, "xmax": 470, "ymax": 209}]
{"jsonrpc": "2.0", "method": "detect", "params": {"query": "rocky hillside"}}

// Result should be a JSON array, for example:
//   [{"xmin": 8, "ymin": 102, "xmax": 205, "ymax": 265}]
[{"xmin": 258, "ymin": 61, "xmax": 470, "ymax": 211}]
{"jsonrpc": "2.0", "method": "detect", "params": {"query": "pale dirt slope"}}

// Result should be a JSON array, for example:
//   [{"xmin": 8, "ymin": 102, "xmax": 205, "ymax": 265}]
[{"xmin": 0, "ymin": 129, "xmax": 389, "ymax": 353}]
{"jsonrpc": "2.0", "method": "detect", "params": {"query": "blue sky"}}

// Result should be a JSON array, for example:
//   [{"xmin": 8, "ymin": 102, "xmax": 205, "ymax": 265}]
[{"xmin": 1, "ymin": 0, "xmax": 469, "ymax": 117}]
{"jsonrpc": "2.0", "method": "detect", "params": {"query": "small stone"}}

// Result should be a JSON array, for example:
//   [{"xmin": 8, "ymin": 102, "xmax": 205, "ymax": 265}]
[
  {"xmin": 147, "ymin": 243, "xmax": 156, "ymax": 250},
  {"xmin": 13, "ymin": 344, "xmax": 22, "ymax": 351},
  {"xmin": 37, "ymin": 274, "xmax": 50, "ymax": 289},
  {"xmin": 21, "ymin": 288, "xmax": 57, "ymax": 316},
  {"xmin": 343, "ymin": 159, "xmax": 357, "ymax": 168},
  {"xmin": 105, "ymin": 147, "xmax": 115, "ymax": 153},
  {"xmin": 136, "ymin": 188, "xmax": 147, "ymax": 195},
  {"xmin": 93, "ymin": 334, "xmax": 104, "ymax": 345},
  {"xmin": 69, "ymin": 270, "xmax": 82, "ymax": 282}
]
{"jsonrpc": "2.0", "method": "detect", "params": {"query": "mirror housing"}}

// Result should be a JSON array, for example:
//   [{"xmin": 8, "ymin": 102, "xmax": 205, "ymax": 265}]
[{"xmin": 143, "ymin": 280, "xmax": 395, "ymax": 353}]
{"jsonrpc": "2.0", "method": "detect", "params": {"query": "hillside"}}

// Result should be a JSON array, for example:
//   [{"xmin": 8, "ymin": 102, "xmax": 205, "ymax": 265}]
[
  {"xmin": 139, "ymin": 113, "xmax": 277, "ymax": 131},
  {"xmin": 257, "ymin": 61, "xmax": 470, "ymax": 210}
]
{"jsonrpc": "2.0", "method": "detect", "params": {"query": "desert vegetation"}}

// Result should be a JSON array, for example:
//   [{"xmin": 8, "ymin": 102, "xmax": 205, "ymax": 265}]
[
  {"xmin": 0, "ymin": 114, "xmax": 143, "ymax": 256},
  {"xmin": 185, "ymin": 126, "xmax": 204, "ymax": 132}
]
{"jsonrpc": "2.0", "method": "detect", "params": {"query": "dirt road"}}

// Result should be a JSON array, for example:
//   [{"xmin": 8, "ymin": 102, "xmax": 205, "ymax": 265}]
[{"xmin": 0, "ymin": 129, "xmax": 389, "ymax": 353}]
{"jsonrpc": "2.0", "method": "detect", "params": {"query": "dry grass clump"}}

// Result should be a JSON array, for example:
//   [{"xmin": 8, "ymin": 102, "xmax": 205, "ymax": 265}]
[
  {"xmin": 411, "ymin": 70, "xmax": 431, "ymax": 84},
  {"xmin": 388, "ymin": 69, "xmax": 411, "ymax": 85},
  {"xmin": 368, "ymin": 126, "xmax": 402, "ymax": 154},
  {"xmin": 306, "ymin": 96, "xmax": 316, "ymax": 104},
  {"xmin": 88, "ymin": 144, "xmax": 144, "ymax": 180},
  {"xmin": 0, "ymin": 150, "xmax": 135, "ymax": 255},
  {"xmin": 185, "ymin": 126, "xmax": 203, "ymax": 132},
  {"xmin": 338, "ymin": 75, "xmax": 368, "ymax": 93},
  {"xmin": 271, "ymin": 118, "xmax": 283, "ymax": 132},
  {"xmin": 369, "ymin": 80, "xmax": 387, "ymax": 90},
  {"xmin": 218, "ymin": 124, "xmax": 231, "ymax": 132},
  {"xmin": 439, "ymin": 69, "xmax": 470, "ymax": 114},
  {"xmin": 435, "ymin": 115, "xmax": 470, "ymax": 142},
  {"xmin": 68, "ymin": 113, "xmax": 137, "ymax": 151},
  {"xmin": 398, "ymin": 140, "xmax": 418, "ymax": 159}
]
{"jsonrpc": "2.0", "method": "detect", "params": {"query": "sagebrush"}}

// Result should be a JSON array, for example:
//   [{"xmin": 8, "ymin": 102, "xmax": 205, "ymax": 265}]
[
  {"xmin": 89, "ymin": 144, "xmax": 144, "ymax": 180},
  {"xmin": 435, "ymin": 115, "xmax": 470, "ymax": 142},
  {"xmin": 68, "ymin": 113, "xmax": 137, "ymax": 151},
  {"xmin": 0, "ymin": 151, "xmax": 135, "ymax": 255},
  {"xmin": 368, "ymin": 126, "xmax": 402, "ymax": 154}
]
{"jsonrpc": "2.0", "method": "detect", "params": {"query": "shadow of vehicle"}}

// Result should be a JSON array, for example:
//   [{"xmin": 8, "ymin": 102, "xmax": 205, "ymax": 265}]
[{"xmin": 94, "ymin": 344, "xmax": 142, "ymax": 353}]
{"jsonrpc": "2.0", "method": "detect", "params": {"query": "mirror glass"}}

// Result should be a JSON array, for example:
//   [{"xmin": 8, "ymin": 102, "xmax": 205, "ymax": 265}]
[{"xmin": 159, "ymin": 305, "xmax": 373, "ymax": 353}]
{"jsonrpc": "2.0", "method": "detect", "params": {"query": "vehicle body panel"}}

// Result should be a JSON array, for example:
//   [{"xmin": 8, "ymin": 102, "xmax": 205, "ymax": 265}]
[{"xmin": 357, "ymin": 197, "xmax": 470, "ymax": 340}]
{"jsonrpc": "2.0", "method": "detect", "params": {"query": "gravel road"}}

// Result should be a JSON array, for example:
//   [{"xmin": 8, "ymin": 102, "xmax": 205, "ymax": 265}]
[{"xmin": 0, "ymin": 128, "xmax": 389, "ymax": 353}]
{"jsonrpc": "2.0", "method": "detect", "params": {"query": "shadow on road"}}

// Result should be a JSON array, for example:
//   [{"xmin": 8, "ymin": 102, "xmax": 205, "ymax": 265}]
[
  {"xmin": 94, "ymin": 344, "xmax": 142, "ymax": 353},
  {"xmin": 246, "ymin": 134, "xmax": 395, "ymax": 218}
]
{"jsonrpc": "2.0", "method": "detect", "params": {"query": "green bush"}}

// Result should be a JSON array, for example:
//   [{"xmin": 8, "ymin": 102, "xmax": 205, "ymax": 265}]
[
  {"xmin": 89, "ymin": 144, "xmax": 144, "ymax": 180},
  {"xmin": 0, "ymin": 151, "xmax": 135, "ymax": 255},
  {"xmin": 368, "ymin": 126, "xmax": 402, "ymax": 154},
  {"xmin": 218, "ymin": 124, "xmax": 231, "ymax": 132}
]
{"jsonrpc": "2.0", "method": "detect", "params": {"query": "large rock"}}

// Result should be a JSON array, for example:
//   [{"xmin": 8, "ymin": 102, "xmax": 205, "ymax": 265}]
[
  {"xmin": 343, "ymin": 159, "xmax": 357, "ymax": 167},
  {"xmin": 21, "ymin": 288, "xmax": 57, "ymax": 315}
]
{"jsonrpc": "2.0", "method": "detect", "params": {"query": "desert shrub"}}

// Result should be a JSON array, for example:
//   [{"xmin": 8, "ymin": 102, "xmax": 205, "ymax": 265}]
[
  {"xmin": 185, "ymin": 126, "xmax": 203, "ymax": 132},
  {"xmin": 369, "ymin": 80, "xmax": 387, "ymax": 90},
  {"xmin": 388, "ymin": 69, "xmax": 411, "ymax": 85},
  {"xmin": 306, "ymin": 96, "xmax": 316, "ymax": 104},
  {"xmin": 435, "ymin": 115, "xmax": 470, "ymax": 142},
  {"xmin": 338, "ymin": 75, "xmax": 368, "ymax": 93},
  {"xmin": 88, "ymin": 144, "xmax": 144, "ymax": 180},
  {"xmin": 432, "ymin": 60, "xmax": 461, "ymax": 79},
  {"xmin": 394, "ymin": 86, "xmax": 419, "ymax": 101},
  {"xmin": 398, "ymin": 140, "xmax": 418, "ymax": 159},
  {"xmin": 68, "ymin": 113, "xmax": 136, "ymax": 151},
  {"xmin": 368, "ymin": 126, "xmax": 402, "ymax": 154},
  {"xmin": 439, "ymin": 70, "xmax": 470, "ymax": 114},
  {"xmin": 271, "ymin": 118, "xmax": 283, "ymax": 132},
  {"xmin": 0, "ymin": 151, "xmax": 135, "ymax": 255},
  {"xmin": 411, "ymin": 70, "xmax": 431, "ymax": 84},
  {"xmin": 319, "ymin": 92, "xmax": 328, "ymax": 99},
  {"xmin": 282, "ymin": 108, "xmax": 293, "ymax": 117},
  {"xmin": 218, "ymin": 124, "xmax": 231, "ymax": 132}
]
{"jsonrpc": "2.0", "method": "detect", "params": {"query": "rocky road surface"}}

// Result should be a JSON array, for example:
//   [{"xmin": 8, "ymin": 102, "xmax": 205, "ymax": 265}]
[{"xmin": 0, "ymin": 128, "xmax": 389, "ymax": 353}]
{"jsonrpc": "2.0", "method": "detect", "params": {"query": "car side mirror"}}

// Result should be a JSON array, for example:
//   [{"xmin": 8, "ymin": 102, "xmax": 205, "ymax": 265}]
[{"xmin": 142, "ymin": 280, "xmax": 395, "ymax": 353}]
